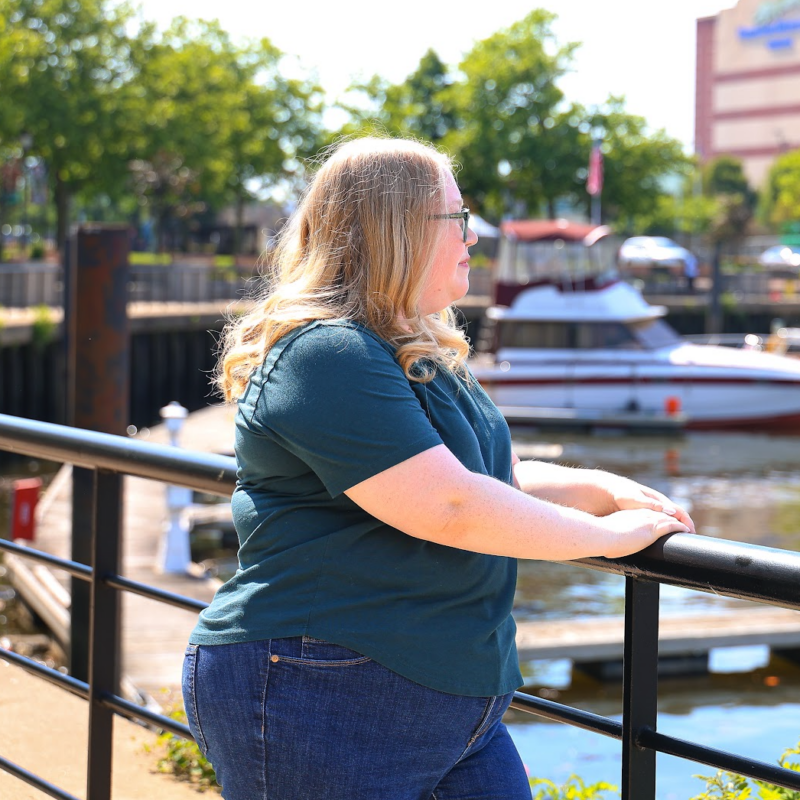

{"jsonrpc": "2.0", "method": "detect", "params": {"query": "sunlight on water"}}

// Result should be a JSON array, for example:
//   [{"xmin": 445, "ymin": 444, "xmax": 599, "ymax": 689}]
[{"xmin": 508, "ymin": 429, "xmax": 800, "ymax": 798}]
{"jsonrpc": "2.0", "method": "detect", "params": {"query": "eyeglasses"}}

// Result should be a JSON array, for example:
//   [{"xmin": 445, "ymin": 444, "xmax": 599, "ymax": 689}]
[{"xmin": 430, "ymin": 207, "xmax": 470, "ymax": 243}]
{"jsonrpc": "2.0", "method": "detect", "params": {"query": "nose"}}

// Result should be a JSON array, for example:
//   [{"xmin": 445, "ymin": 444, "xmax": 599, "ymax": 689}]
[{"xmin": 466, "ymin": 223, "xmax": 478, "ymax": 247}]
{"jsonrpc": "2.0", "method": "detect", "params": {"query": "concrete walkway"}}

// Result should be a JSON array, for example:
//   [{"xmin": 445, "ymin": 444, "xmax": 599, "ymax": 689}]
[
  {"xmin": 0, "ymin": 660, "xmax": 216, "ymax": 799},
  {"xmin": 1, "ymin": 403, "xmax": 238, "ymax": 797}
]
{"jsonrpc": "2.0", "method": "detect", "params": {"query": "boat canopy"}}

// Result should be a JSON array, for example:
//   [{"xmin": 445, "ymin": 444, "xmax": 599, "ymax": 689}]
[{"xmin": 486, "ymin": 280, "xmax": 667, "ymax": 323}]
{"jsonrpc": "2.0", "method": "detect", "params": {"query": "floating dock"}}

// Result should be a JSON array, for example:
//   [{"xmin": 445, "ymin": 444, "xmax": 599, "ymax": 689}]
[
  {"xmin": 499, "ymin": 405, "xmax": 686, "ymax": 434},
  {"xmin": 516, "ymin": 607, "xmax": 800, "ymax": 679}
]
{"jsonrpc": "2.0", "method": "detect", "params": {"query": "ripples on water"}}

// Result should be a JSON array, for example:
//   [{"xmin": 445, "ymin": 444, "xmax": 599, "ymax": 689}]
[
  {"xmin": 3, "ymin": 436, "xmax": 800, "ymax": 797},
  {"xmin": 509, "ymin": 428, "xmax": 800, "ymax": 799}
]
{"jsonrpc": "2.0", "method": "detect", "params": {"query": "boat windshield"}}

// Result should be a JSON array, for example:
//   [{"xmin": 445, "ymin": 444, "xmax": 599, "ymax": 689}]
[
  {"xmin": 628, "ymin": 318, "xmax": 682, "ymax": 349},
  {"xmin": 496, "ymin": 318, "xmax": 681, "ymax": 351}
]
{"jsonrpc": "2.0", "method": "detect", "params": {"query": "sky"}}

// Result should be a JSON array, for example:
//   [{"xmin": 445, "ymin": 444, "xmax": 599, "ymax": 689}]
[{"xmin": 135, "ymin": 0, "xmax": 735, "ymax": 152}]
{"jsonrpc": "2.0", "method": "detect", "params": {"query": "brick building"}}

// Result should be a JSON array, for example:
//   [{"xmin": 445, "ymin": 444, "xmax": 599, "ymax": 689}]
[{"xmin": 696, "ymin": 0, "xmax": 800, "ymax": 186}]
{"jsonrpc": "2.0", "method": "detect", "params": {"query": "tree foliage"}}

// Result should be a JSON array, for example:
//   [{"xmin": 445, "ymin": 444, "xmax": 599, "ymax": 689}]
[
  {"xmin": 760, "ymin": 149, "xmax": 800, "ymax": 230},
  {"xmin": 339, "ymin": 11, "xmax": 690, "ymax": 227},
  {"xmin": 443, "ymin": 10, "xmax": 580, "ymax": 220},
  {"xmin": 127, "ymin": 18, "xmax": 322, "ymax": 251},
  {"xmin": 0, "ymin": 0, "xmax": 140, "ymax": 247},
  {"xmin": 588, "ymin": 98, "xmax": 692, "ymax": 231},
  {"xmin": 0, "ymin": 1, "xmax": 323, "ymax": 255}
]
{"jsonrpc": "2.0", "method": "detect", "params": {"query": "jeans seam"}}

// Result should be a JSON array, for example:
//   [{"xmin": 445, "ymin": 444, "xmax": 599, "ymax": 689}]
[
  {"xmin": 186, "ymin": 646, "xmax": 209, "ymax": 755},
  {"xmin": 272, "ymin": 655, "xmax": 372, "ymax": 667},
  {"xmin": 261, "ymin": 641, "xmax": 272, "ymax": 799},
  {"xmin": 457, "ymin": 696, "xmax": 497, "ymax": 761}
]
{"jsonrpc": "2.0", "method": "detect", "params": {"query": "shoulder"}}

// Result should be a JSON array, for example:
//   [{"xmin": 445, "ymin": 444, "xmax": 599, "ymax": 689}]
[
  {"xmin": 283, "ymin": 321, "xmax": 394, "ymax": 363},
  {"xmin": 259, "ymin": 320, "xmax": 400, "ymax": 388}
]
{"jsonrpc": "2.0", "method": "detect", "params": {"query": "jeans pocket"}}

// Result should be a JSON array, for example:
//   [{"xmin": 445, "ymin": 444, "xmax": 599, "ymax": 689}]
[
  {"xmin": 181, "ymin": 644, "xmax": 209, "ymax": 756},
  {"xmin": 278, "ymin": 636, "xmax": 373, "ymax": 666}
]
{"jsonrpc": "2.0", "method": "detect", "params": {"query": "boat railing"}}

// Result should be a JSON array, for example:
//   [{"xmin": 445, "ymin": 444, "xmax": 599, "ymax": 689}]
[
  {"xmin": 495, "ymin": 236, "xmax": 621, "ymax": 288},
  {"xmin": 1, "ymin": 412, "xmax": 800, "ymax": 799}
]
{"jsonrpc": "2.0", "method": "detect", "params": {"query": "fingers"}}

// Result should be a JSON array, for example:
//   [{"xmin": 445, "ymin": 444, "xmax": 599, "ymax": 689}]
[
  {"xmin": 654, "ymin": 513, "xmax": 691, "ymax": 536},
  {"xmin": 620, "ymin": 484, "xmax": 696, "ymax": 534}
]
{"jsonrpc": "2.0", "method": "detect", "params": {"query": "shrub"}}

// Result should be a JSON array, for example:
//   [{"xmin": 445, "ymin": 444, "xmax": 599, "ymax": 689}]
[
  {"xmin": 150, "ymin": 708, "xmax": 219, "ymax": 792},
  {"xmin": 530, "ymin": 773, "xmax": 619, "ymax": 799},
  {"xmin": 691, "ymin": 741, "xmax": 800, "ymax": 800}
]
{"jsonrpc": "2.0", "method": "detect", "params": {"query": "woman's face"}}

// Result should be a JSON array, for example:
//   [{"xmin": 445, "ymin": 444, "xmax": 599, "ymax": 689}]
[{"xmin": 418, "ymin": 171, "xmax": 478, "ymax": 316}]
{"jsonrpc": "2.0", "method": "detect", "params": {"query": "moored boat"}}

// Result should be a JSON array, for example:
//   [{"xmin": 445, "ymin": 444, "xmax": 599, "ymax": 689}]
[{"xmin": 469, "ymin": 221, "xmax": 800, "ymax": 431}]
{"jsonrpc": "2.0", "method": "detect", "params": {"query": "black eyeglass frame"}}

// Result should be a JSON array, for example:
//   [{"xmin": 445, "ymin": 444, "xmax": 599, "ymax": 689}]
[{"xmin": 430, "ymin": 207, "xmax": 471, "ymax": 243}]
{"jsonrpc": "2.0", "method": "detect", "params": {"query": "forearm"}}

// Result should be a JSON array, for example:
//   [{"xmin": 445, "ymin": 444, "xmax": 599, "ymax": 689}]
[
  {"xmin": 345, "ymin": 445, "xmax": 687, "ymax": 561},
  {"xmin": 513, "ymin": 460, "xmax": 614, "ymax": 515},
  {"xmin": 420, "ymin": 471, "xmax": 625, "ymax": 560}
]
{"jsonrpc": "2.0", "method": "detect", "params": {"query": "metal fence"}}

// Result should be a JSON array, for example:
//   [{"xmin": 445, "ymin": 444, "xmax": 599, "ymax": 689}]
[
  {"xmin": 1, "ymin": 412, "xmax": 800, "ymax": 799},
  {"xmin": 3, "ymin": 259, "xmax": 800, "ymax": 310},
  {"xmin": 0, "ymin": 262, "xmax": 261, "ymax": 308}
]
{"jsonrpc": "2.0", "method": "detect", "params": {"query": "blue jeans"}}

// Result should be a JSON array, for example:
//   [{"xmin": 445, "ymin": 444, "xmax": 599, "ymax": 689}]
[{"xmin": 182, "ymin": 636, "xmax": 530, "ymax": 800}]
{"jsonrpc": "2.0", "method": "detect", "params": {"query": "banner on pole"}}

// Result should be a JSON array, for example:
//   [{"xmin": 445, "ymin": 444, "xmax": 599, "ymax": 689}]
[{"xmin": 587, "ymin": 141, "xmax": 604, "ymax": 197}]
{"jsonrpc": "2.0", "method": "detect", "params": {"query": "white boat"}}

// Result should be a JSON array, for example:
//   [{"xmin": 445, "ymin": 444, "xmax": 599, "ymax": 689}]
[{"xmin": 469, "ymin": 221, "xmax": 800, "ymax": 431}]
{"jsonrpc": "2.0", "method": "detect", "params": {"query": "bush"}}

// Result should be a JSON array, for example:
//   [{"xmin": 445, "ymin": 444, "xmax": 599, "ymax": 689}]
[
  {"xmin": 149, "ymin": 708, "xmax": 219, "ymax": 792},
  {"xmin": 691, "ymin": 741, "xmax": 800, "ymax": 800},
  {"xmin": 530, "ymin": 774, "xmax": 619, "ymax": 799}
]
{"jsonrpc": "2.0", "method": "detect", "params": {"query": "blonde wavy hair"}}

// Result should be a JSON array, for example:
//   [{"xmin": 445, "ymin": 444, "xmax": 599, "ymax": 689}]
[{"xmin": 217, "ymin": 136, "xmax": 472, "ymax": 401}]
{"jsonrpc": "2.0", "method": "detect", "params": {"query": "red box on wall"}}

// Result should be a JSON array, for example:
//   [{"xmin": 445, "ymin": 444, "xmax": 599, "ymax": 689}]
[{"xmin": 11, "ymin": 478, "xmax": 42, "ymax": 541}]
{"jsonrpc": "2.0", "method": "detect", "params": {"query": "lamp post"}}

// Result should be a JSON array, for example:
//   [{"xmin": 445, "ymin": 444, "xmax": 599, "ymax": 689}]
[
  {"xmin": 19, "ymin": 132, "xmax": 32, "ymax": 256},
  {"xmin": 158, "ymin": 401, "xmax": 193, "ymax": 573}
]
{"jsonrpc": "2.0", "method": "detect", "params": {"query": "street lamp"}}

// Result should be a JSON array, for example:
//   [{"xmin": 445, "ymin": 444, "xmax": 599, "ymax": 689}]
[
  {"xmin": 19, "ymin": 132, "xmax": 32, "ymax": 255},
  {"xmin": 158, "ymin": 401, "xmax": 193, "ymax": 573}
]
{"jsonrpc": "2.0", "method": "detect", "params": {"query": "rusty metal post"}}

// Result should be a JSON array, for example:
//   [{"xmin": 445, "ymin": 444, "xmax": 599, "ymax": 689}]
[{"xmin": 66, "ymin": 224, "xmax": 130, "ymax": 681}]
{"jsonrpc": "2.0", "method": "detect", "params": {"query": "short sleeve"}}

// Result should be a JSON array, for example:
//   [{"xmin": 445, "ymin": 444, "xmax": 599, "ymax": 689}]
[{"xmin": 249, "ymin": 323, "xmax": 444, "ymax": 497}]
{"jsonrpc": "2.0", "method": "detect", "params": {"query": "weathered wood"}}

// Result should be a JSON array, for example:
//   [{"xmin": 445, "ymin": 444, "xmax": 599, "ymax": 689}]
[
  {"xmin": 516, "ymin": 606, "xmax": 800, "ymax": 663},
  {"xmin": 10, "ymin": 404, "xmax": 235, "ymax": 700}
]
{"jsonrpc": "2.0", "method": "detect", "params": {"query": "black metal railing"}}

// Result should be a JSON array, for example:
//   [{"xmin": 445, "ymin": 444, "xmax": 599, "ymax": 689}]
[{"xmin": 1, "ymin": 412, "xmax": 800, "ymax": 799}]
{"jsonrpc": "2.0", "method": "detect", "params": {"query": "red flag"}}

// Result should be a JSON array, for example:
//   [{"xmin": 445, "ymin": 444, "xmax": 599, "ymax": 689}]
[{"xmin": 587, "ymin": 141, "xmax": 603, "ymax": 196}]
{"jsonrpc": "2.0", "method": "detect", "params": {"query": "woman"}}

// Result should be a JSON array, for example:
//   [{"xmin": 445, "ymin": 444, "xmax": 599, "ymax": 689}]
[{"xmin": 183, "ymin": 136, "xmax": 693, "ymax": 800}]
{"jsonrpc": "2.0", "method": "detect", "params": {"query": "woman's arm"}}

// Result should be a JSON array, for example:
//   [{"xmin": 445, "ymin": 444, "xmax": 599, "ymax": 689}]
[
  {"xmin": 512, "ymin": 458, "xmax": 694, "ymax": 531},
  {"xmin": 345, "ymin": 445, "xmax": 691, "ymax": 561}
]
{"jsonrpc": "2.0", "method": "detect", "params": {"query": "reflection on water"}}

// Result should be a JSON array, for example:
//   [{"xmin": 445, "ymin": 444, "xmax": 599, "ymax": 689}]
[
  {"xmin": 512, "ymin": 429, "xmax": 800, "ymax": 620},
  {"xmin": 509, "ymin": 429, "xmax": 800, "ymax": 799}
]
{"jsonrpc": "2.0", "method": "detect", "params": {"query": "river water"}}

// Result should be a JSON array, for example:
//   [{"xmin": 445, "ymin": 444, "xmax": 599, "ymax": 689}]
[
  {"xmin": 2, "ymin": 433, "xmax": 799, "ymax": 799},
  {"xmin": 507, "ymin": 427, "xmax": 800, "ymax": 800}
]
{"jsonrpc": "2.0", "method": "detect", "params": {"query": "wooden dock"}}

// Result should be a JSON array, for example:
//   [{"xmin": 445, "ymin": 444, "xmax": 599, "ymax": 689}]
[
  {"xmin": 516, "ymin": 606, "xmax": 800, "ymax": 675},
  {"xmin": 6, "ymin": 404, "xmax": 237, "ymax": 702},
  {"xmin": 500, "ymin": 405, "xmax": 686, "ymax": 434}
]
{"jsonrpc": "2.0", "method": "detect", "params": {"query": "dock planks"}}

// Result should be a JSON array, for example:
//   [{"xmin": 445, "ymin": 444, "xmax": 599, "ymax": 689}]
[
  {"xmin": 14, "ymin": 404, "xmax": 237, "ymax": 700},
  {"xmin": 515, "ymin": 606, "xmax": 800, "ymax": 663}
]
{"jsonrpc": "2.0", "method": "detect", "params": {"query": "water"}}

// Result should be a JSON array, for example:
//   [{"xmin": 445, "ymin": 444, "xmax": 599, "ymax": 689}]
[
  {"xmin": 3, "ymin": 434, "xmax": 800, "ymax": 798},
  {"xmin": 507, "ymin": 428, "xmax": 800, "ymax": 799}
]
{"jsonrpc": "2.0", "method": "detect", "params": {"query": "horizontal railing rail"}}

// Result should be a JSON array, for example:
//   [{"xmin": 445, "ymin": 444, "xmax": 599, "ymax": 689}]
[
  {"xmin": 0, "ymin": 262, "xmax": 261, "ymax": 308},
  {"xmin": 1, "ymin": 412, "xmax": 800, "ymax": 799}
]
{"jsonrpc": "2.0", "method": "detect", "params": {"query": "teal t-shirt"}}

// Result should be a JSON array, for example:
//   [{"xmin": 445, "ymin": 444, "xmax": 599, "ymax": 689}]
[{"xmin": 190, "ymin": 320, "xmax": 523, "ymax": 697}]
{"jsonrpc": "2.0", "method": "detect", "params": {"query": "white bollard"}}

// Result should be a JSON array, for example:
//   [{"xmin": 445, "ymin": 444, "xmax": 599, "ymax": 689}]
[{"xmin": 158, "ymin": 402, "xmax": 193, "ymax": 574}]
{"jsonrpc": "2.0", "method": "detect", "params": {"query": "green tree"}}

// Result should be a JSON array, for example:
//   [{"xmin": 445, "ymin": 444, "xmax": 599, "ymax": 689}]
[
  {"xmin": 443, "ymin": 10, "xmax": 580, "ymax": 220},
  {"xmin": 704, "ymin": 155, "xmax": 751, "ymax": 197},
  {"xmin": 349, "ymin": 49, "xmax": 456, "ymax": 143},
  {"xmin": 129, "ymin": 18, "xmax": 322, "ymax": 253},
  {"xmin": 588, "ymin": 98, "xmax": 692, "ymax": 230},
  {"xmin": 0, "ymin": 0, "xmax": 140, "ymax": 250},
  {"xmin": 760, "ymin": 148, "xmax": 800, "ymax": 231}
]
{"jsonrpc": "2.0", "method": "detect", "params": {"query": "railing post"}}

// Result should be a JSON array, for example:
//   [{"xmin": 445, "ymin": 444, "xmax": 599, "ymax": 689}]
[
  {"xmin": 86, "ymin": 469, "xmax": 123, "ymax": 800},
  {"xmin": 66, "ymin": 224, "xmax": 130, "ymax": 681},
  {"xmin": 621, "ymin": 576, "xmax": 660, "ymax": 800}
]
